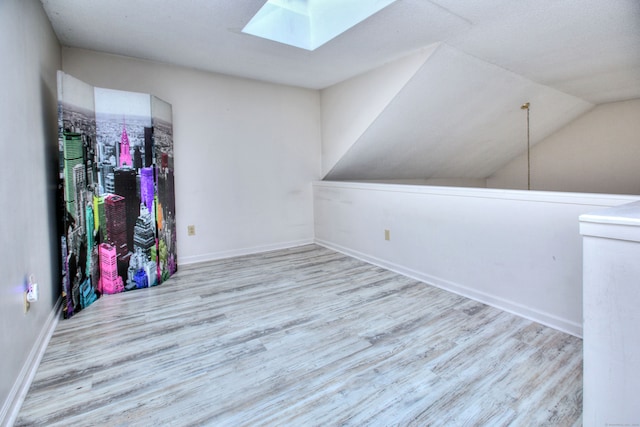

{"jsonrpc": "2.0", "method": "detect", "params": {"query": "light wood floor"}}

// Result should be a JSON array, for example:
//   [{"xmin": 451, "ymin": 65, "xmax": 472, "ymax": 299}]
[{"xmin": 16, "ymin": 245, "xmax": 582, "ymax": 426}]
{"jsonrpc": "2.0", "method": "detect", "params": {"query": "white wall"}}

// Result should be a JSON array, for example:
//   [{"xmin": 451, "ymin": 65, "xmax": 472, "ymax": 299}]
[
  {"xmin": 320, "ymin": 46, "xmax": 436, "ymax": 177},
  {"xmin": 358, "ymin": 178, "xmax": 487, "ymax": 188},
  {"xmin": 487, "ymin": 99, "xmax": 640, "ymax": 194},
  {"xmin": 314, "ymin": 181, "xmax": 638, "ymax": 336},
  {"xmin": 0, "ymin": 0, "xmax": 61, "ymax": 423},
  {"xmin": 62, "ymin": 48, "xmax": 322, "ymax": 264},
  {"xmin": 580, "ymin": 201, "xmax": 640, "ymax": 424}
]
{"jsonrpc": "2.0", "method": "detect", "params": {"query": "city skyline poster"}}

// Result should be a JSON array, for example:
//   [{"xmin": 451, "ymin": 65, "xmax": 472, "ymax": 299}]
[{"xmin": 57, "ymin": 71, "xmax": 177, "ymax": 319}]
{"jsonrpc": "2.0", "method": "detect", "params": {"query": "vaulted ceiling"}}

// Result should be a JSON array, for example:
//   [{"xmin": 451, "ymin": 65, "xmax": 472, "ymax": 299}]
[
  {"xmin": 41, "ymin": 0, "xmax": 640, "ymax": 181},
  {"xmin": 322, "ymin": 44, "xmax": 594, "ymax": 180}
]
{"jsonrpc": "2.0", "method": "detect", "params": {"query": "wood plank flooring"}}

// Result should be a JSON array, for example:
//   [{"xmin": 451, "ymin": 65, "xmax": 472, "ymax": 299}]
[{"xmin": 15, "ymin": 244, "xmax": 582, "ymax": 426}]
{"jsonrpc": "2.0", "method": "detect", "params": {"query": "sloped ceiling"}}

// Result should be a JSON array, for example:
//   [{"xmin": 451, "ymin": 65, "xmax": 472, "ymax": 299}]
[
  {"xmin": 445, "ymin": 0, "xmax": 640, "ymax": 105},
  {"xmin": 41, "ymin": 0, "xmax": 640, "ymax": 181},
  {"xmin": 324, "ymin": 44, "xmax": 594, "ymax": 180}
]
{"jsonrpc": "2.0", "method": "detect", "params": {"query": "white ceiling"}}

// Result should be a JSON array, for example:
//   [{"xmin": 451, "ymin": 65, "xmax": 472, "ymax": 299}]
[
  {"xmin": 41, "ymin": 0, "xmax": 640, "ymax": 100},
  {"xmin": 41, "ymin": 0, "xmax": 640, "ymax": 181}
]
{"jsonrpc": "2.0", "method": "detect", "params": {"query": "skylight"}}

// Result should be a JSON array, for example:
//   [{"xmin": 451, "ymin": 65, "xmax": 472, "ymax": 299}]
[{"xmin": 242, "ymin": 0, "xmax": 398, "ymax": 51}]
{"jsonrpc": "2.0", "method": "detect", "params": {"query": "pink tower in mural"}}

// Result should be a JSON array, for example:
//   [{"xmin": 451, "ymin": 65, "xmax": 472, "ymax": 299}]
[
  {"xmin": 99, "ymin": 243, "xmax": 124, "ymax": 294},
  {"xmin": 119, "ymin": 117, "xmax": 133, "ymax": 167}
]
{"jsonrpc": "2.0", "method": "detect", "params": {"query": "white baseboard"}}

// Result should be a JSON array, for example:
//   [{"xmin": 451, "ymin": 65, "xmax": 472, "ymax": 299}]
[
  {"xmin": 1, "ymin": 297, "xmax": 61, "ymax": 427},
  {"xmin": 179, "ymin": 239, "xmax": 314, "ymax": 265},
  {"xmin": 315, "ymin": 239, "xmax": 583, "ymax": 338}
]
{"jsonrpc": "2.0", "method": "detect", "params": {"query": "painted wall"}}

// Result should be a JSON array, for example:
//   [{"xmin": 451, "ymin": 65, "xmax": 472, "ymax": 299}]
[
  {"xmin": 357, "ymin": 178, "xmax": 487, "ymax": 188},
  {"xmin": 62, "ymin": 48, "xmax": 322, "ymax": 264},
  {"xmin": 0, "ymin": 0, "xmax": 61, "ymax": 422},
  {"xmin": 320, "ymin": 46, "xmax": 436, "ymax": 177},
  {"xmin": 580, "ymin": 201, "xmax": 640, "ymax": 424},
  {"xmin": 487, "ymin": 99, "xmax": 640, "ymax": 195},
  {"xmin": 314, "ymin": 181, "xmax": 638, "ymax": 336}
]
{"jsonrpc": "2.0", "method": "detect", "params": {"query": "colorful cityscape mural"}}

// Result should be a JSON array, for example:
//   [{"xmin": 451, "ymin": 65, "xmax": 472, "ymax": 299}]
[{"xmin": 57, "ymin": 72, "xmax": 177, "ymax": 318}]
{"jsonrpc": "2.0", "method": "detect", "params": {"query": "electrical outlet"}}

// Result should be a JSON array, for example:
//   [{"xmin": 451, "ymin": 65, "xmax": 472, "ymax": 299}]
[
  {"xmin": 384, "ymin": 229, "xmax": 390, "ymax": 241},
  {"xmin": 24, "ymin": 276, "xmax": 30, "ymax": 314},
  {"xmin": 187, "ymin": 225, "xmax": 196, "ymax": 236}
]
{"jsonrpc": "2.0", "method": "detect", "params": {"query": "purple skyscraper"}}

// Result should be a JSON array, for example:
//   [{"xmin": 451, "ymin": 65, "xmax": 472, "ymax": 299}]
[
  {"xmin": 119, "ymin": 118, "xmax": 132, "ymax": 167},
  {"xmin": 140, "ymin": 167, "xmax": 155, "ymax": 213}
]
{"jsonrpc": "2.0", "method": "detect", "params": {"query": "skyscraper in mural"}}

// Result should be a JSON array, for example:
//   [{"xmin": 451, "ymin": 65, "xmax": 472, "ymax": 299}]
[
  {"xmin": 114, "ymin": 167, "xmax": 139, "ymax": 250},
  {"xmin": 140, "ymin": 167, "xmax": 154, "ymax": 213},
  {"xmin": 99, "ymin": 243, "xmax": 123, "ymax": 294},
  {"xmin": 144, "ymin": 127, "xmax": 153, "ymax": 167},
  {"xmin": 119, "ymin": 118, "xmax": 132, "ymax": 167},
  {"xmin": 104, "ymin": 194, "xmax": 127, "ymax": 259},
  {"xmin": 73, "ymin": 163, "xmax": 86, "ymax": 231},
  {"xmin": 63, "ymin": 133, "xmax": 83, "ymax": 217},
  {"xmin": 133, "ymin": 146, "xmax": 143, "ymax": 169},
  {"xmin": 94, "ymin": 194, "xmax": 107, "ymax": 243},
  {"xmin": 105, "ymin": 172, "xmax": 115, "ymax": 194},
  {"xmin": 134, "ymin": 204, "xmax": 156, "ymax": 257},
  {"xmin": 85, "ymin": 203, "xmax": 94, "ymax": 277}
]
